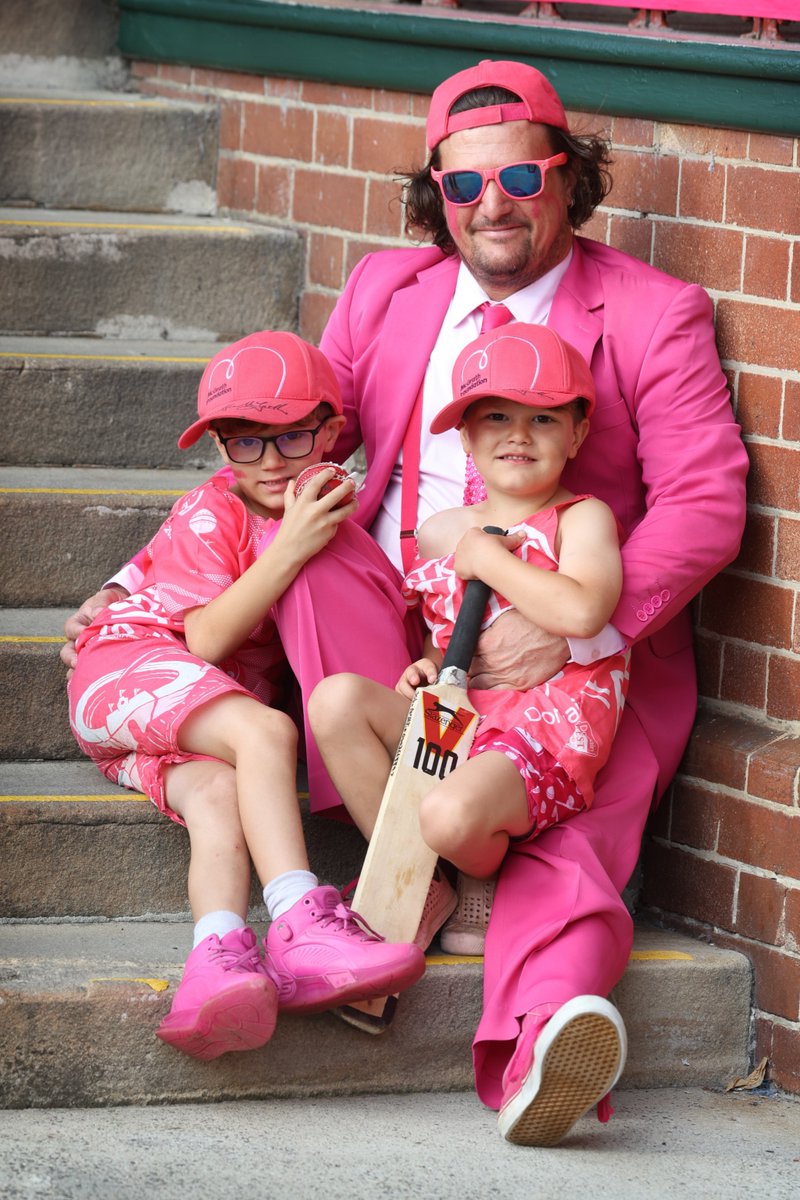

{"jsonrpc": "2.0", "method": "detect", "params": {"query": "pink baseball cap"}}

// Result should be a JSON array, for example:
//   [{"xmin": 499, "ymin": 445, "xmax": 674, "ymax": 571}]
[
  {"xmin": 426, "ymin": 59, "xmax": 569, "ymax": 153},
  {"xmin": 178, "ymin": 330, "xmax": 342, "ymax": 449},
  {"xmin": 431, "ymin": 322, "xmax": 595, "ymax": 434}
]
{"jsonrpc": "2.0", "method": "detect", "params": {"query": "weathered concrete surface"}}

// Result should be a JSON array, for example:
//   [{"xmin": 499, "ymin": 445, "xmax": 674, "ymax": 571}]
[
  {"xmin": 2, "ymin": 1089, "xmax": 799, "ymax": 1200},
  {"xmin": 0, "ymin": 922, "xmax": 751, "ymax": 1109},
  {"xmin": 0, "ymin": 337, "xmax": 220, "ymax": 469},
  {"xmin": 0, "ymin": 209, "xmax": 302, "ymax": 341},
  {"xmin": 0, "ymin": 93, "xmax": 218, "ymax": 213}
]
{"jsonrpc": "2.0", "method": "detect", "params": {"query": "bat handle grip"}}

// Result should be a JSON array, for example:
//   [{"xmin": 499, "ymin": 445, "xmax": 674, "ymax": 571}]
[{"xmin": 440, "ymin": 525, "xmax": 505, "ymax": 673}]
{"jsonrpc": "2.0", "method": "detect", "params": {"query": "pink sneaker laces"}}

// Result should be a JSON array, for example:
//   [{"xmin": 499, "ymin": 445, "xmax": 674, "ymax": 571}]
[{"xmin": 209, "ymin": 933, "xmax": 263, "ymax": 973}]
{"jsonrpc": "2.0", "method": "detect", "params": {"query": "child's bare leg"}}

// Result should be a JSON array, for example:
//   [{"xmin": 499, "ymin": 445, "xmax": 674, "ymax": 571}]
[
  {"xmin": 419, "ymin": 751, "xmax": 530, "ymax": 879},
  {"xmin": 178, "ymin": 693, "xmax": 308, "ymax": 883},
  {"xmin": 165, "ymin": 757, "xmax": 251, "ymax": 923},
  {"xmin": 308, "ymin": 673, "xmax": 410, "ymax": 838}
]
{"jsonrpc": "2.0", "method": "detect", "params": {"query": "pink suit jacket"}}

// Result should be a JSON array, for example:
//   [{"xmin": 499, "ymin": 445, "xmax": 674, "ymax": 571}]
[{"xmin": 320, "ymin": 236, "xmax": 749, "ymax": 802}]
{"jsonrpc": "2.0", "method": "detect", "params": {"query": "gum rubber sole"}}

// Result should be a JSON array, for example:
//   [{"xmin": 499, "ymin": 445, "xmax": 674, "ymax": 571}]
[{"xmin": 498, "ymin": 1011, "xmax": 623, "ymax": 1147}]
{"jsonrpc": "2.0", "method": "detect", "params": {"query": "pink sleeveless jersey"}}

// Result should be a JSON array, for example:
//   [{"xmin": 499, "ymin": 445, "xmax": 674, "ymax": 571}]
[{"xmin": 403, "ymin": 497, "xmax": 631, "ymax": 806}]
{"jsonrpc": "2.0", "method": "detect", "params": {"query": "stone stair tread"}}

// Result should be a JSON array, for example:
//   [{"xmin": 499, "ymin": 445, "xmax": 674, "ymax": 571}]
[
  {"xmin": 0, "ymin": 919, "xmax": 752, "ymax": 1107},
  {"xmin": 0, "ymin": 464, "xmax": 206, "ymax": 491},
  {"xmin": 0, "ymin": 87, "xmax": 210, "ymax": 108},
  {"xmin": 0, "ymin": 608, "xmax": 71, "ymax": 636},
  {"xmin": 0, "ymin": 334, "xmax": 222, "ymax": 360},
  {"xmin": 0, "ymin": 206, "xmax": 268, "ymax": 235}
]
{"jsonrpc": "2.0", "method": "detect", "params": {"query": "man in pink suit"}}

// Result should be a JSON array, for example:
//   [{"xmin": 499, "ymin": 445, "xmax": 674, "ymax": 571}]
[{"xmin": 63, "ymin": 59, "xmax": 748, "ymax": 1145}]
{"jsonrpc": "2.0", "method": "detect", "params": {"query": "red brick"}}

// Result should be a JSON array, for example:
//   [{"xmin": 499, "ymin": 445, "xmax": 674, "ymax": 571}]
[
  {"xmin": 694, "ymin": 631, "xmax": 722, "ymax": 701},
  {"xmin": 754, "ymin": 1015, "xmax": 775, "ymax": 1070},
  {"xmin": 641, "ymin": 840, "xmax": 736, "ymax": 928},
  {"xmin": 679, "ymin": 157, "xmax": 725, "ymax": 223},
  {"xmin": 158, "ymin": 63, "xmax": 193, "ymax": 85},
  {"xmin": 299, "ymin": 290, "xmax": 337, "ymax": 347},
  {"xmin": 373, "ymin": 89, "xmax": 416, "ymax": 117},
  {"xmin": 264, "ymin": 77, "xmax": 302, "ymax": 101},
  {"xmin": 767, "ymin": 654, "xmax": 800, "ymax": 723},
  {"xmin": 611, "ymin": 116, "xmax": 655, "ymax": 148},
  {"xmin": 315, "ymin": 111, "xmax": 350, "ymax": 168},
  {"xmin": 735, "ymin": 371, "xmax": 782, "ymax": 439},
  {"xmin": 366, "ymin": 178, "xmax": 404, "ymax": 240},
  {"xmin": 776, "ymin": 517, "xmax": 800, "ymax": 583},
  {"xmin": 217, "ymin": 155, "xmax": 256, "ymax": 214},
  {"xmin": 293, "ymin": 169, "xmax": 366, "ymax": 234},
  {"xmin": 732, "ymin": 510, "xmax": 775, "ymax": 577},
  {"xmin": 219, "ymin": 101, "xmax": 243, "ymax": 153},
  {"xmin": 345, "ymin": 237, "xmax": 395, "ymax": 276},
  {"xmin": 193, "ymin": 68, "xmax": 264, "ymax": 96},
  {"xmin": 681, "ymin": 708, "xmax": 775, "ymax": 790},
  {"xmin": 658, "ymin": 124, "xmax": 749, "ymax": 159},
  {"xmin": 785, "ymin": 889, "xmax": 800, "ymax": 950},
  {"xmin": 254, "ymin": 163, "xmax": 292, "ymax": 220},
  {"xmin": 736, "ymin": 871, "xmax": 786, "ymax": 944},
  {"xmin": 746, "ymin": 441, "xmax": 800, "ymax": 512},
  {"xmin": 608, "ymin": 215, "xmax": 652, "ymax": 262},
  {"xmin": 716, "ymin": 298, "xmax": 800, "ymax": 371},
  {"xmin": 608, "ymin": 149, "xmax": 679, "ymax": 218},
  {"xmin": 770, "ymin": 1021, "xmax": 800, "ymax": 1094},
  {"xmin": 701, "ymin": 574, "xmax": 793, "ymax": 650},
  {"xmin": 743, "ymin": 236, "xmax": 791, "ymax": 302},
  {"xmin": 718, "ymin": 795, "xmax": 800, "ymax": 877},
  {"xmin": 792, "ymin": 253, "xmax": 800, "ymax": 305},
  {"xmin": 580, "ymin": 210, "xmax": 610, "ymax": 245},
  {"xmin": 410, "ymin": 93, "xmax": 431, "ymax": 120},
  {"xmin": 748, "ymin": 132, "xmax": 795, "ymax": 166},
  {"xmin": 736, "ymin": 939, "xmax": 800, "ymax": 1022},
  {"xmin": 306, "ymin": 233, "xmax": 345, "ymax": 290},
  {"xmin": 243, "ymin": 102, "xmax": 313, "ymax": 160},
  {"xmin": 727, "ymin": 165, "xmax": 800, "ymax": 237},
  {"xmin": 784, "ymin": 380, "xmax": 800, "ymax": 442},
  {"xmin": 301, "ymin": 80, "xmax": 372, "ymax": 110},
  {"xmin": 720, "ymin": 642, "xmax": 768, "ymax": 711},
  {"xmin": 352, "ymin": 116, "xmax": 426, "ymax": 176},
  {"xmin": 668, "ymin": 779, "xmax": 724, "ymax": 851},
  {"xmin": 653, "ymin": 221, "xmax": 742, "ymax": 292},
  {"xmin": 748, "ymin": 735, "xmax": 800, "ymax": 806}
]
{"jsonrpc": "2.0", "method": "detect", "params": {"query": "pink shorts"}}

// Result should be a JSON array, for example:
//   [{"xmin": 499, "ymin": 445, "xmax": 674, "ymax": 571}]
[
  {"xmin": 471, "ymin": 726, "xmax": 586, "ymax": 841},
  {"xmin": 68, "ymin": 629, "xmax": 255, "ymax": 826}
]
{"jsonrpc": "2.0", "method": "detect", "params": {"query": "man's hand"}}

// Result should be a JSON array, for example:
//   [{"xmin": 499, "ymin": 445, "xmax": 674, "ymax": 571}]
[
  {"xmin": 60, "ymin": 587, "xmax": 129, "ymax": 674},
  {"xmin": 470, "ymin": 609, "xmax": 569, "ymax": 691}
]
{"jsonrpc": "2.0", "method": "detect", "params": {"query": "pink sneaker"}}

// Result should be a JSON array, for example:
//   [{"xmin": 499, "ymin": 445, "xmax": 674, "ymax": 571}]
[
  {"xmin": 263, "ymin": 886, "xmax": 425, "ymax": 1014},
  {"xmin": 414, "ymin": 869, "xmax": 458, "ymax": 951},
  {"xmin": 156, "ymin": 926, "xmax": 278, "ymax": 1061},
  {"xmin": 497, "ymin": 996, "xmax": 627, "ymax": 1146}
]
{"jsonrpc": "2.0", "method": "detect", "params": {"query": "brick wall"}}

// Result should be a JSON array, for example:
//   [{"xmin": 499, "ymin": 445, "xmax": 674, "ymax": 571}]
[{"xmin": 133, "ymin": 60, "xmax": 800, "ymax": 1092}]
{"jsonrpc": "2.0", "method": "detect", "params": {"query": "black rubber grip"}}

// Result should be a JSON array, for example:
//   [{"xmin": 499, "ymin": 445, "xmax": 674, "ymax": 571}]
[{"xmin": 440, "ymin": 526, "xmax": 505, "ymax": 673}]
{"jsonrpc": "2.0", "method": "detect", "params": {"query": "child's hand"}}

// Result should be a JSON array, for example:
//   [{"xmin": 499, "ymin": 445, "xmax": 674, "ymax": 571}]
[
  {"xmin": 273, "ymin": 469, "xmax": 357, "ymax": 566},
  {"xmin": 395, "ymin": 657, "xmax": 439, "ymax": 699},
  {"xmin": 454, "ymin": 526, "xmax": 523, "ymax": 581}
]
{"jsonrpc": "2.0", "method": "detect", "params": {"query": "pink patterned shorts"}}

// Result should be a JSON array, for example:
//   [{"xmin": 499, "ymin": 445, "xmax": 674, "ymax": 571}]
[
  {"xmin": 68, "ymin": 628, "xmax": 254, "ymax": 826},
  {"xmin": 471, "ymin": 726, "xmax": 586, "ymax": 841}
]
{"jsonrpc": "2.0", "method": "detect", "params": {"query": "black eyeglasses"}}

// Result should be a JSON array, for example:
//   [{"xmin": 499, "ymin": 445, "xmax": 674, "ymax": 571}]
[
  {"xmin": 215, "ymin": 419, "xmax": 332, "ymax": 463},
  {"xmin": 430, "ymin": 153, "xmax": 567, "ymax": 207}
]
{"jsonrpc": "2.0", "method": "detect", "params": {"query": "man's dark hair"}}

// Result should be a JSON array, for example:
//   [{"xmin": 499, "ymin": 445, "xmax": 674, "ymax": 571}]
[{"xmin": 401, "ymin": 86, "xmax": 613, "ymax": 252}]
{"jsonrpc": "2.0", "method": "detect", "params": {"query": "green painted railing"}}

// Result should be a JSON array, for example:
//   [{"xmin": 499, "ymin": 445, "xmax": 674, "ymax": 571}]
[{"xmin": 117, "ymin": 0, "xmax": 800, "ymax": 136}]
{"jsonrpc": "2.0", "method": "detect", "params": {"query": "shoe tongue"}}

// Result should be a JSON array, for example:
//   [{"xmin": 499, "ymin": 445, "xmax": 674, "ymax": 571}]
[{"xmin": 221, "ymin": 926, "xmax": 254, "ymax": 949}]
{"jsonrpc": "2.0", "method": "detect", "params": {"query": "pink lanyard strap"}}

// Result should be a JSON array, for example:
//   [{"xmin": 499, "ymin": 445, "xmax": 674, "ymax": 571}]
[{"xmin": 399, "ymin": 381, "xmax": 424, "ymax": 576}]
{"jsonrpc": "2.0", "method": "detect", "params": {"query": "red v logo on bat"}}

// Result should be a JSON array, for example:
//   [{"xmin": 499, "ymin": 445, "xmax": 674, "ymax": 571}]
[{"xmin": 420, "ymin": 692, "xmax": 477, "ymax": 753}]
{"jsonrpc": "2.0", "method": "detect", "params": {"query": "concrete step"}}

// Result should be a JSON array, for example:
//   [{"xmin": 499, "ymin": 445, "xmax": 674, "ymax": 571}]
[
  {"xmin": 0, "ymin": 466, "xmax": 206, "ymax": 606},
  {"xmin": 0, "ymin": 209, "xmax": 303, "ymax": 341},
  {"xmin": 0, "ymin": 337, "xmax": 220, "ymax": 468},
  {"xmin": 0, "ymin": 920, "xmax": 752, "ymax": 1108},
  {"xmin": 0, "ymin": 760, "xmax": 365, "ymax": 918},
  {"xmin": 0, "ymin": 610, "xmax": 75, "ymax": 760},
  {"xmin": 0, "ymin": 0, "xmax": 126, "ymax": 94},
  {"xmin": 0, "ymin": 91, "xmax": 218, "ymax": 214}
]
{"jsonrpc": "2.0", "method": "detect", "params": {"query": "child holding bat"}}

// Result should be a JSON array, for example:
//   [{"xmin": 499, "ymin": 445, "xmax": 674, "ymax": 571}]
[
  {"xmin": 67, "ymin": 330, "xmax": 424, "ymax": 1062},
  {"xmin": 310, "ymin": 322, "xmax": 630, "ymax": 1144}
]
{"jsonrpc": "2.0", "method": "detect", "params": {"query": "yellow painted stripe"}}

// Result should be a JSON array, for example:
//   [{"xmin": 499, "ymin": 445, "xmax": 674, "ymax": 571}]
[
  {"xmin": 0, "ymin": 487, "xmax": 185, "ymax": 496},
  {"xmin": 0, "ymin": 218, "xmax": 252, "ymax": 234},
  {"xmin": 0, "ymin": 793, "xmax": 148, "ymax": 803},
  {"xmin": 0, "ymin": 351, "xmax": 208, "ymax": 364},
  {"xmin": 90, "ymin": 977, "xmax": 170, "ymax": 992},
  {"xmin": 0, "ymin": 98, "xmax": 170, "ymax": 108},
  {"xmin": 426, "ymin": 954, "xmax": 483, "ymax": 966},
  {"xmin": 628, "ymin": 949, "xmax": 693, "ymax": 961},
  {"xmin": 0, "ymin": 636, "xmax": 63, "ymax": 643}
]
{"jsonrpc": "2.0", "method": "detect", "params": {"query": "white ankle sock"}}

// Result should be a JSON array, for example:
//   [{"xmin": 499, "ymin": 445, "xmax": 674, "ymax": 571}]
[
  {"xmin": 263, "ymin": 870, "xmax": 319, "ymax": 920},
  {"xmin": 192, "ymin": 910, "xmax": 246, "ymax": 948}
]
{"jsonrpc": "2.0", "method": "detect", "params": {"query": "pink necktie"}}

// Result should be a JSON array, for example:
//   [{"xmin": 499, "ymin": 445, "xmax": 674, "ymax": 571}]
[
  {"xmin": 465, "ymin": 304, "xmax": 514, "ymax": 505},
  {"xmin": 479, "ymin": 301, "xmax": 514, "ymax": 332}
]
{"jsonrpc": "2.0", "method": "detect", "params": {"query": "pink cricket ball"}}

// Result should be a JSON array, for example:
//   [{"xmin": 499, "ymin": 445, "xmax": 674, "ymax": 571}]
[{"xmin": 293, "ymin": 462, "xmax": 352, "ymax": 506}]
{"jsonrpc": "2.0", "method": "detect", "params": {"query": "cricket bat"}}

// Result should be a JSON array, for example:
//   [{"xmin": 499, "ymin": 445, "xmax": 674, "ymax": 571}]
[{"xmin": 336, "ymin": 529, "xmax": 502, "ymax": 1034}]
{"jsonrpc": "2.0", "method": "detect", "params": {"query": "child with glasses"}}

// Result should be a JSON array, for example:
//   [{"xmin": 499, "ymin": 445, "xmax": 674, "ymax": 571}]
[
  {"xmin": 310, "ymin": 323, "xmax": 630, "ymax": 1137},
  {"xmin": 67, "ymin": 330, "xmax": 424, "ymax": 1062}
]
